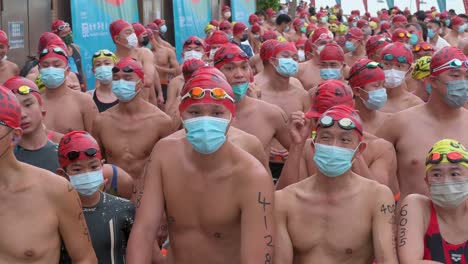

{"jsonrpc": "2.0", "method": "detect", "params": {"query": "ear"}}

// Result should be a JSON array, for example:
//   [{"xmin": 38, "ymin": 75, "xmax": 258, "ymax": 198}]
[
  {"xmin": 405, "ymin": 66, "xmax": 413, "ymax": 77},
  {"xmin": 355, "ymin": 142, "xmax": 367, "ymax": 157},
  {"xmin": 11, "ymin": 128, "xmax": 23, "ymax": 146},
  {"xmin": 56, "ymin": 168, "xmax": 69, "ymax": 180},
  {"xmin": 269, "ymin": 57, "xmax": 277, "ymax": 66},
  {"xmin": 352, "ymin": 86, "xmax": 361, "ymax": 97}
]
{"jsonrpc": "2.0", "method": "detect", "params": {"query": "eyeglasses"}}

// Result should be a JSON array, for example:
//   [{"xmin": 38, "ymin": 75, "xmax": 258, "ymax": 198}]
[
  {"xmin": 426, "ymin": 151, "xmax": 468, "ymax": 165},
  {"xmin": 39, "ymin": 47, "xmax": 67, "ymax": 59},
  {"xmin": 57, "ymin": 22, "xmax": 70, "ymax": 31},
  {"xmin": 413, "ymin": 43, "xmax": 433, "ymax": 53},
  {"xmin": 180, "ymin": 87, "xmax": 235, "ymax": 103},
  {"xmin": 184, "ymin": 39, "xmax": 203, "ymax": 46},
  {"xmin": 213, "ymin": 52, "xmax": 249, "ymax": 65},
  {"xmin": 397, "ymin": 32, "xmax": 411, "ymax": 38},
  {"xmin": 347, "ymin": 61, "xmax": 383, "ymax": 80},
  {"xmin": 15, "ymin": 86, "xmax": 39, "ymax": 96},
  {"xmin": 65, "ymin": 148, "xmax": 98, "ymax": 161},
  {"xmin": 112, "ymin": 65, "xmax": 135, "ymax": 74},
  {"xmin": 383, "ymin": 54, "xmax": 408, "ymax": 64},
  {"xmin": 319, "ymin": 116, "xmax": 361, "ymax": 134},
  {"xmin": 432, "ymin": 58, "xmax": 468, "ymax": 73}
]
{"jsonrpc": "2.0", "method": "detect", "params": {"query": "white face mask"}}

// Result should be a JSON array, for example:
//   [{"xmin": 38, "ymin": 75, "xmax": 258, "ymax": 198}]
[
  {"xmin": 224, "ymin": 12, "xmax": 231, "ymax": 18},
  {"xmin": 384, "ymin": 69, "xmax": 406, "ymax": 88},
  {"xmin": 184, "ymin": 50, "xmax": 204, "ymax": 60},
  {"xmin": 209, "ymin": 48, "xmax": 219, "ymax": 60},
  {"xmin": 316, "ymin": 44, "xmax": 325, "ymax": 55},
  {"xmin": 126, "ymin": 33, "xmax": 138, "ymax": 48},
  {"xmin": 430, "ymin": 179, "xmax": 468, "ymax": 208},
  {"xmin": 298, "ymin": 49, "xmax": 305, "ymax": 62},
  {"xmin": 439, "ymin": 28, "xmax": 444, "ymax": 35}
]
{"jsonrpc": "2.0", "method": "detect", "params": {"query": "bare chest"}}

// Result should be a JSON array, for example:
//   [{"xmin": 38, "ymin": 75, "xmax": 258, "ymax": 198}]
[
  {"xmin": 43, "ymin": 98, "xmax": 84, "ymax": 133},
  {"xmin": 261, "ymin": 90, "xmax": 305, "ymax": 115}
]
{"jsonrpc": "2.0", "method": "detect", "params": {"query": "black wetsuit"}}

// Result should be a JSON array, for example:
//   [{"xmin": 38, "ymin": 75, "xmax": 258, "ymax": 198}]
[
  {"xmin": 14, "ymin": 140, "xmax": 60, "ymax": 173},
  {"xmin": 60, "ymin": 192, "xmax": 135, "ymax": 264}
]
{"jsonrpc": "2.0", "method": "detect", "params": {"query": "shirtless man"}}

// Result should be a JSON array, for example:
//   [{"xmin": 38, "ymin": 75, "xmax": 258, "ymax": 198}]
[
  {"xmin": 92, "ymin": 58, "xmax": 173, "ymax": 182},
  {"xmin": 275, "ymin": 14, "xmax": 292, "ymax": 42},
  {"xmin": 344, "ymin": 27, "xmax": 367, "ymax": 69},
  {"xmin": 0, "ymin": 30, "xmax": 19, "ymax": 84},
  {"xmin": 390, "ymin": 14, "xmax": 408, "ymax": 31},
  {"xmin": 275, "ymin": 105, "xmax": 398, "ymax": 263},
  {"xmin": 152, "ymin": 19, "xmax": 175, "ymax": 51},
  {"xmin": 109, "ymin": 19, "xmax": 161, "ymax": 106},
  {"xmin": 379, "ymin": 42, "xmax": 423, "ymax": 113},
  {"xmin": 265, "ymin": 8, "xmax": 277, "ymax": 31},
  {"xmin": 0, "ymin": 86, "xmax": 97, "ymax": 263},
  {"xmin": 249, "ymin": 31, "xmax": 278, "ymax": 76},
  {"xmin": 146, "ymin": 23, "xmax": 178, "ymax": 103},
  {"xmin": 290, "ymin": 18, "xmax": 305, "ymax": 43},
  {"xmin": 365, "ymin": 35, "xmax": 392, "ymax": 62},
  {"xmin": 248, "ymin": 15, "xmax": 262, "ymax": 54},
  {"xmin": 277, "ymin": 80, "xmax": 399, "ymax": 198},
  {"xmin": 296, "ymin": 27, "xmax": 334, "ymax": 91},
  {"xmin": 295, "ymin": 37, "xmax": 307, "ymax": 63},
  {"xmin": 427, "ymin": 19, "xmax": 450, "ymax": 51},
  {"xmin": 126, "ymin": 66, "xmax": 274, "ymax": 264},
  {"xmin": 316, "ymin": 43, "xmax": 346, "ymax": 85},
  {"xmin": 349, "ymin": 58, "xmax": 391, "ymax": 135},
  {"xmin": 213, "ymin": 43, "xmax": 291, "ymax": 161},
  {"xmin": 206, "ymin": 30, "xmax": 230, "ymax": 64},
  {"xmin": 376, "ymin": 46, "xmax": 468, "ymax": 200},
  {"xmin": 444, "ymin": 16, "xmax": 467, "ymax": 47},
  {"xmin": 232, "ymin": 22, "xmax": 254, "ymax": 58},
  {"xmin": 39, "ymin": 45, "xmax": 98, "ymax": 133}
]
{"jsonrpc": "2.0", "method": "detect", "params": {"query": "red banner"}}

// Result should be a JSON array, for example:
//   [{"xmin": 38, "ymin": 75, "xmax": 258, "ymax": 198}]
[
  {"xmin": 363, "ymin": 0, "xmax": 368, "ymax": 12},
  {"xmin": 416, "ymin": 0, "xmax": 420, "ymax": 10},
  {"xmin": 464, "ymin": 0, "xmax": 468, "ymax": 13}
]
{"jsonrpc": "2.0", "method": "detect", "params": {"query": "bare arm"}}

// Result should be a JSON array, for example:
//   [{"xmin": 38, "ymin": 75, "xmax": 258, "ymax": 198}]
[
  {"xmin": 56, "ymin": 179, "xmax": 97, "ymax": 263},
  {"xmin": 397, "ymin": 195, "xmax": 442, "ymax": 264},
  {"xmin": 91, "ymin": 115, "xmax": 106, "ymax": 160},
  {"xmin": 372, "ymin": 185, "xmax": 399, "ymax": 264},
  {"xmin": 375, "ymin": 116, "xmax": 399, "ymax": 145},
  {"xmin": 140, "ymin": 48, "xmax": 159, "ymax": 106},
  {"xmin": 273, "ymin": 191, "xmax": 293, "ymax": 263},
  {"xmin": 239, "ymin": 165, "xmax": 275, "ymax": 264},
  {"xmin": 126, "ymin": 143, "xmax": 166, "ymax": 263},
  {"xmin": 272, "ymin": 106, "xmax": 292, "ymax": 150},
  {"xmin": 368, "ymin": 142, "xmax": 400, "ymax": 195},
  {"xmin": 81, "ymin": 95, "xmax": 99, "ymax": 133}
]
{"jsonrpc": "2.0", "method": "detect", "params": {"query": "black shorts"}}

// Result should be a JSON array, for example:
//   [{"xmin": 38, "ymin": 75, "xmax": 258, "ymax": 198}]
[
  {"xmin": 269, "ymin": 162, "xmax": 284, "ymax": 183},
  {"xmin": 161, "ymin": 84, "xmax": 168, "ymax": 102}
]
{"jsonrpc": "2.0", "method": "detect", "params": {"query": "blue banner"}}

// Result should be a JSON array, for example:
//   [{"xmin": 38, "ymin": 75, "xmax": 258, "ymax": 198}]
[
  {"xmin": 71, "ymin": 0, "xmax": 139, "ymax": 90},
  {"xmin": 173, "ymin": 0, "xmax": 212, "ymax": 62},
  {"xmin": 335, "ymin": 0, "xmax": 341, "ymax": 5},
  {"xmin": 232, "ymin": 0, "xmax": 256, "ymax": 26},
  {"xmin": 386, "ymin": 0, "xmax": 395, "ymax": 8},
  {"xmin": 437, "ymin": 0, "xmax": 447, "ymax": 12}
]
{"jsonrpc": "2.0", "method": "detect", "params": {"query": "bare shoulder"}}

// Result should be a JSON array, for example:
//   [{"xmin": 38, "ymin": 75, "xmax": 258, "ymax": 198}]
[
  {"xmin": 290, "ymin": 77, "xmax": 305, "ymax": 90},
  {"xmin": 401, "ymin": 193, "xmax": 431, "ymax": 208},
  {"xmin": 368, "ymin": 137, "xmax": 394, "ymax": 153},
  {"xmin": 166, "ymin": 129, "xmax": 185, "ymax": 139},
  {"xmin": 253, "ymin": 98, "xmax": 288, "ymax": 121},
  {"xmin": 25, "ymin": 164, "xmax": 73, "ymax": 199}
]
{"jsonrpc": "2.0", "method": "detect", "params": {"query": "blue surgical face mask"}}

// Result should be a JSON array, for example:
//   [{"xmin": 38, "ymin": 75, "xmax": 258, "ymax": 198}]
[
  {"xmin": 232, "ymin": 82, "xmax": 249, "ymax": 102},
  {"xmin": 428, "ymin": 29, "xmax": 436, "ymax": 39},
  {"xmin": 40, "ymin": 67, "xmax": 66, "ymax": 89},
  {"xmin": 275, "ymin": 58, "xmax": 299, "ymax": 77},
  {"xmin": 444, "ymin": 80, "xmax": 468, "ymax": 108},
  {"xmin": 352, "ymin": 22, "xmax": 357, "ymax": 27},
  {"xmin": 360, "ymin": 88, "xmax": 387, "ymax": 110},
  {"xmin": 94, "ymin": 65, "xmax": 113, "ymax": 84},
  {"xmin": 112, "ymin": 80, "xmax": 140, "ymax": 102},
  {"xmin": 321, "ymin": 17, "xmax": 329, "ymax": 24},
  {"xmin": 160, "ymin": 25, "xmax": 167, "ymax": 33},
  {"xmin": 69, "ymin": 170, "xmax": 104, "ymax": 196},
  {"xmin": 183, "ymin": 116, "xmax": 230, "ymax": 154},
  {"xmin": 284, "ymin": 26, "xmax": 291, "ymax": 33},
  {"xmin": 445, "ymin": 20, "xmax": 451, "ymax": 27},
  {"xmin": 426, "ymin": 83, "xmax": 432, "ymax": 94},
  {"xmin": 320, "ymin": 68, "xmax": 341, "ymax": 80},
  {"xmin": 345, "ymin": 41, "xmax": 356, "ymax": 52},
  {"xmin": 380, "ymin": 20, "xmax": 387, "ymax": 25},
  {"xmin": 313, "ymin": 142, "xmax": 359, "ymax": 177},
  {"xmin": 409, "ymin": 34, "xmax": 419, "ymax": 45},
  {"xmin": 458, "ymin": 24, "xmax": 467, "ymax": 33}
]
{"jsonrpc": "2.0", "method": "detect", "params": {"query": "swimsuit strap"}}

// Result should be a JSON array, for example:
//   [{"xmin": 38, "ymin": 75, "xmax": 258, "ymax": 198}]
[{"xmin": 109, "ymin": 164, "xmax": 118, "ymax": 195}]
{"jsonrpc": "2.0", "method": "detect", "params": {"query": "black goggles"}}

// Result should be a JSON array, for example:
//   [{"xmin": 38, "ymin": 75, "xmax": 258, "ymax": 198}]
[
  {"xmin": 39, "ymin": 47, "xmax": 67, "ymax": 59},
  {"xmin": 65, "ymin": 148, "xmax": 98, "ymax": 160}
]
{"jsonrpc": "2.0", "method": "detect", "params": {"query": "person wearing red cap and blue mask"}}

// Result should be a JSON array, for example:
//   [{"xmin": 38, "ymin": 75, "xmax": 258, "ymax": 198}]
[
  {"xmin": 109, "ymin": 19, "xmax": 161, "ymax": 106},
  {"xmin": 365, "ymin": 34, "xmax": 392, "ymax": 62},
  {"xmin": 0, "ymin": 30, "xmax": 19, "ymax": 84},
  {"xmin": 427, "ymin": 19, "xmax": 450, "ymax": 51},
  {"xmin": 127, "ymin": 66, "xmax": 274, "ymax": 264},
  {"xmin": 51, "ymin": 19, "xmax": 86, "ymax": 90},
  {"xmin": 344, "ymin": 27, "xmax": 367, "ymax": 68},
  {"xmin": 0, "ymin": 86, "xmax": 97, "ymax": 263},
  {"xmin": 275, "ymin": 104, "xmax": 398, "ymax": 263},
  {"xmin": 377, "ymin": 46, "xmax": 468, "ymax": 202},
  {"xmin": 39, "ymin": 44, "xmax": 98, "ymax": 134},
  {"xmin": 148, "ymin": 20, "xmax": 175, "ymax": 51},
  {"xmin": 56, "ymin": 131, "xmax": 135, "ymax": 264},
  {"xmin": 92, "ymin": 57, "xmax": 173, "ymax": 183},
  {"xmin": 318, "ymin": 43, "xmax": 346, "ymax": 82},
  {"xmin": 379, "ymin": 42, "xmax": 423, "ymax": 113},
  {"xmin": 232, "ymin": 22, "xmax": 253, "ymax": 58},
  {"xmin": 445, "ymin": 16, "xmax": 467, "ymax": 47}
]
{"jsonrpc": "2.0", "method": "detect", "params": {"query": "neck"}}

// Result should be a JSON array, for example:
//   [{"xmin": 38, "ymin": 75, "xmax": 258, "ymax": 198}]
[
  {"xmin": 270, "ymin": 72, "xmax": 290, "ymax": 90},
  {"xmin": 435, "ymin": 200, "xmax": 468, "ymax": 223},
  {"xmin": 385, "ymin": 85, "xmax": 405, "ymax": 98},
  {"xmin": 98, "ymin": 82, "xmax": 113, "ymax": 93},
  {"xmin": 0, "ymin": 151, "xmax": 22, "ymax": 187},
  {"xmin": 431, "ymin": 35, "xmax": 439, "ymax": 43},
  {"xmin": 43, "ymin": 84, "xmax": 69, "ymax": 98},
  {"xmin": 189, "ymin": 139, "xmax": 232, "ymax": 170},
  {"xmin": 314, "ymin": 171, "xmax": 355, "ymax": 193},
  {"xmin": 117, "ymin": 94, "xmax": 145, "ymax": 114},
  {"xmin": 236, "ymin": 95, "xmax": 251, "ymax": 110},
  {"xmin": 116, "ymin": 45, "xmax": 132, "ymax": 58},
  {"xmin": 80, "ymin": 191, "xmax": 101, "ymax": 207},
  {"xmin": 352, "ymin": 44, "xmax": 365, "ymax": 56},
  {"xmin": 426, "ymin": 92, "xmax": 465, "ymax": 119},
  {"xmin": 354, "ymin": 97, "xmax": 377, "ymax": 120},
  {"xmin": 19, "ymin": 127, "xmax": 48, "ymax": 150},
  {"xmin": 233, "ymin": 37, "xmax": 241, "ymax": 43}
]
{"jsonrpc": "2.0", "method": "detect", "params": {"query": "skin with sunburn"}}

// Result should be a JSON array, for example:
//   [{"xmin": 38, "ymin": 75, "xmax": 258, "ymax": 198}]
[{"xmin": 126, "ymin": 67, "xmax": 274, "ymax": 264}]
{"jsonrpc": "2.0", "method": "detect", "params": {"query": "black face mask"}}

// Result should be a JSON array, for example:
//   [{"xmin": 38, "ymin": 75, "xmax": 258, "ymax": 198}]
[
  {"xmin": 241, "ymin": 34, "xmax": 248, "ymax": 42},
  {"xmin": 141, "ymin": 36, "xmax": 150, "ymax": 47}
]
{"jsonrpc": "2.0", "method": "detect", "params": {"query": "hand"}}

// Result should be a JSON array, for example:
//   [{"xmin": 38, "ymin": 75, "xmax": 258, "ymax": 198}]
[
  {"xmin": 67, "ymin": 82, "xmax": 81, "ymax": 91},
  {"xmin": 157, "ymin": 95, "xmax": 165, "ymax": 106},
  {"xmin": 289, "ymin": 111, "xmax": 312, "ymax": 145}
]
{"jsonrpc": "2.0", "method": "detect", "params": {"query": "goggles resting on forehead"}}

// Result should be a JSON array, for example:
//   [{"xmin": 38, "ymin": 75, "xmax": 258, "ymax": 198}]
[
  {"xmin": 426, "ymin": 151, "xmax": 468, "ymax": 166},
  {"xmin": 39, "ymin": 47, "xmax": 67, "ymax": 59},
  {"xmin": 383, "ymin": 53, "xmax": 408, "ymax": 64},
  {"xmin": 413, "ymin": 43, "xmax": 433, "ymax": 53},
  {"xmin": 184, "ymin": 39, "xmax": 203, "ymax": 46},
  {"xmin": 57, "ymin": 22, "xmax": 70, "ymax": 31},
  {"xmin": 432, "ymin": 58, "xmax": 468, "ymax": 73},
  {"xmin": 347, "ymin": 61, "xmax": 382, "ymax": 80},
  {"xmin": 65, "ymin": 148, "xmax": 98, "ymax": 161},
  {"xmin": 112, "ymin": 65, "xmax": 136, "ymax": 74},
  {"xmin": 15, "ymin": 85, "xmax": 39, "ymax": 96},
  {"xmin": 214, "ymin": 52, "xmax": 249, "ymax": 65},
  {"xmin": 93, "ymin": 49, "xmax": 114, "ymax": 58},
  {"xmin": 319, "ymin": 116, "xmax": 361, "ymax": 135},
  {"xmin": 181, "ymin": 87, "xmax": 235, "ymax": 103},
  {"xmin": 397, "ymin": 32, "xmax": 411, "ymax": 38},
  {"xmin": 369, "ymin": 37, "xmax": 392, "ymax": 49}
]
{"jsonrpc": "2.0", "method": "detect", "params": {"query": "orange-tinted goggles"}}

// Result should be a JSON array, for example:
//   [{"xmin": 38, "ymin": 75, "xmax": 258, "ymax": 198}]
[
  {"xmin": 398, "ymin": 32, "xmax": 411, "ymax": 38},
  {"xmin": 413, "ymin": 44, "xmax": 433, "ymax": 53},
  {"xmin": 426, "ymin": 151, "xmax": 468, "ymax": 165},
  {"xmin": 181, "ymin": 87, "xmax": 235, "ymax": 103}
]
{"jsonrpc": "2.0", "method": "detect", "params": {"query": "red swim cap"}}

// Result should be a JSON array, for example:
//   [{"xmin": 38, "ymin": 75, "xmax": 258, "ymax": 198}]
[
  {"xmin": 183, "ymin": 36, "xmax": 205, "ymax": 49},
  {"xmin": 293, "ymin": 18, "xmax": 303, "ymax": 29},
  {"xmin": 296, "ymin": 37, "xmax": 307, "ymax": 48},
  {"xmin": 380, "ymin": 42, "xmax": 413, "ymax": 64},
  {"xmin": 214, "ymin": 43, "xmax": 248, "ymax": 69},
  {"xmin": 219, "ymin": 20, "xmax": 232, "ymax": 31},
  {"xmin": 179, "ymin": 66, "xmax": 236, "ymax": 116},
  {"xmin": 320, "ymin": 43, "xmax": 344, "ymax": 62},
  {"xmin": 306, "ymin": 80, "xmax": 354, "ymax": 119},
  {"xmin": 316, "ymin": 104, "xmax": 363, "ymax": 140},
  {"xmin": 4, "ymin": 77, "xmax": 42, "ymax": 105},
  {"xmin": 58, "ymin": 131, "xmax": 102, "ymax": 169},
  {"xmin": 356, "ymin": 19, "xmax": 368, "ymax": 29},
  {"xmin": 51, "ymin": 20, "xmax": 68, "ymax": 33},
  {"xmin": 222, "ymin": 5, "xmax": 230, "ymax": 12},
  {"xmin": 110, "ymin": 19, "xmax": 132, "ymax": 38},
  {"xmin": 147, "ymin": 23, "xmax": 160, "ymax": 33},
  {"xmin": 249, "ymin": 14, "xmax": 259, "ymax": 25},
  {"xmin": 431, "ymin": 46, "xmax": 467, "ymax": 76},
  {"xmin": 273, "ymin": 42, "xmax": 297, "ymax": 58},
  {"xmin": 182, "ymin": 59, "xmax": 205, "ymax": 82},
  {"xmin": 381, "ymin": 22, "xmax": 391, "ymax": 31},
  {"xmin": 0, "ymin": 86, "xmax": 21, "ymax": 129},
  {"xmin": 260, "ymin": 39, "xmax": 280, "ymax": 61},
  {"xmin": 451, "ymin": 16, "xmax": 465, "ymax": 27},
  {"xmin": 392, "ymin": 14, "xmax": 408, "ymax": 24},
  {"xmin": 132, "ymin": 22, "xmax": 147, "ymax": 38},
  {"xmin": 209, "ymin": 31, "xmax": 229, "ymax": 45},
  {"xmin": 153, "ymin": 19, "xmax": 165, "ymax": 27},
  {"xmin": 115, "ymin": 57, "xmax": 145, "ymax": 82},
  {"xmin": 266, "ymin": 8, "xmax": 276, "ymax": 17},
  {"xmin": 348, "ymin": 58, "xmax": 385, "ymax": 88},
  {"xmin": 392, "ymin": 28, "xmax": 410, "ymax": 42},
  {"xmin": 37, "ymin": 32, "xmax": 67, "ymax": 55},
  {"xmin": 346, "ymin": 27, "xmax": 364, "ymax": 41},
  {"xmin": 251, "ymin": 23, "xmax": 261, "ymax": 34},
  {"xmin": 0, "ymin": 30, "xmax": 8, "ymax": 46},
  {"xmin": 233, "ymin": 22, "xmax": 248, "ymax": 36},
  {"xmin": 210, "ymin": 19, "xmax": 220, "ymax": 27},
  {"xmin": 39, "ymin": 45, "xmax": 69, "ymax": 64},
  {"xmin": 311, "ymin": 27, "xmax": 333, "ymax": 44},
  {"xmin": 262, "ymin": 30, "xmax": 278, "ymax": 41},
  {"xmin": 366, "ymin": 35, "xmax": 392, "ymax": 58}
]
